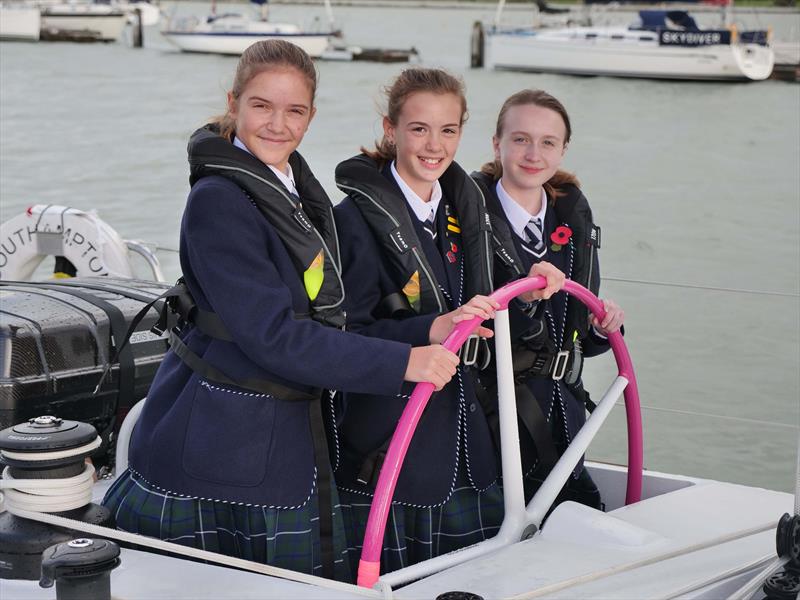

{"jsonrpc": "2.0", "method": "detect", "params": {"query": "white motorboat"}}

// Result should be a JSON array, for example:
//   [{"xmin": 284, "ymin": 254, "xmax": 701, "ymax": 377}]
[
  {"xmin": 0, "ymin": 3, "xmax": 41, "ymax": 41},
  {"xmin": 0, "ymin": 265, "xmax": 797, "ymax": 599},
  {"xmin": 39, "ymin": 1, "xmax": 127, "ymax": 42},
  {"xmin": 476, "ymin": 8, "xmax": 775, "ymax": 82},
  {"xmin": 162, "ymin": 0, "xmax": 338, "ymax": 58}
]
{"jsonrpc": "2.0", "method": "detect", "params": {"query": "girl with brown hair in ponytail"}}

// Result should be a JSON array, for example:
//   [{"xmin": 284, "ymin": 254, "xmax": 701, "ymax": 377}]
[
  {"xmin": 330, "ymin": 70, "xmax": 563, "ymax": 573},
  {"xmin": 472, "ymin": 89, "xmax": 625, "ymax": 510}
]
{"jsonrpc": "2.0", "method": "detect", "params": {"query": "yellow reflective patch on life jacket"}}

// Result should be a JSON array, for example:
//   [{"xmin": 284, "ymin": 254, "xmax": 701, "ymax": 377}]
[
  {"xmin": 447, "ymin": 224, "xmax": 461, "ymax": 233},
  {"xmin": 303, "ymin": 250, "xmax": 325, "ymax": 301},
  {"xmin": 402, "ymin": 271, "xmax": 421, "ymax": 311},
  {"xmin": 447, "ymin": 216, "xmax": 458, "ymax": 225}
]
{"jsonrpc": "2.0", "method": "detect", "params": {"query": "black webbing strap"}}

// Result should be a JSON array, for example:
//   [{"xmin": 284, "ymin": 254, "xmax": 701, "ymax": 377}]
[
  {"xmin": 354, "ymin": 387, "xmax": 443, "ymax": 488},
  {"xmin": 14, "ymin": 283, "xmax": 137, "ymax": 415},
  {"xmin": 472, "ymin": 375, "xmax": 501, "ymax": 457},
  {"xmin": 473, "ymin": 373, "xmax": 559, "ymax": 475},
  {"xmin": 356, "ymin": 441, "xmax": 388, "ymax": 489},
  {"xmin": 514, "ymin": 382, "xmax": 560, "ymax": 474},
  {"xmin": 167, "ymin": 331, "xmax": 318, "ymax": 402},
  {"xmin": 308, "ymin": 399, "xmax": 335, "ymax": 579},
  {"xmin": 91, "ymin": 282, "xmax": 187, "ymax": 395},
  {"xmin": 166, "ymin": 281, "xmax": 233, "ymax": 342},
  {"xmin": 32, "ymin": 279, "xmax": 166, "ymax": 307}
]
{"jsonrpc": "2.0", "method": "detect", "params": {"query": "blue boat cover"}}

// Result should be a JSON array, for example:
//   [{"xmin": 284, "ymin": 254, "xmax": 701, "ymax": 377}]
[{"xmin": 638, "ymin": 10, "xmax": 700, "ymax": 31}]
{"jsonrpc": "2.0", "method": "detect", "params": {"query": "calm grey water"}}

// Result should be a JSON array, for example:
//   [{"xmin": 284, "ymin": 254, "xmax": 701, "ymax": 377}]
[{"xmin": 1, "ymin": 2, "xmax": 798, "ymax": 493}]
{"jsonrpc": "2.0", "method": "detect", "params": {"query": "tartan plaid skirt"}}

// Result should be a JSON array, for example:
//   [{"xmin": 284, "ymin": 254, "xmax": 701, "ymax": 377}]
[
  {"xmin": 338, "ymin": 472, "xmax": 504, "ymax": 575},
  {"xmin": 102, "ymin": 469, "xmax": 352, "ymax": 582}
]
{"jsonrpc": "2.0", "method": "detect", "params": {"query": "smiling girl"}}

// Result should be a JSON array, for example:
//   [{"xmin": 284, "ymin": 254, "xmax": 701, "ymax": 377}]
[
  {"xmin": 331, "ymin": 69, "xmax": 562, "ymax": 573},
  {"xmin": 472, "ymin": 89, "xmax": 624, "ymax": 508},
  {"xmin": 102, "ymin": 42, "xmax": 461, "ymax": 582}
]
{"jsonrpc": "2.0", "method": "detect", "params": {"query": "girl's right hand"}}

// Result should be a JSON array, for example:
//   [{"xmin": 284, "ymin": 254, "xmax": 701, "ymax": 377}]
[
  {"xmin": 429, "ymin": 295, "xmax": 499, "ymax": 344},
  {"xmin": 405, "ymin": 345, "xmax": 460, "ymax": 391}
]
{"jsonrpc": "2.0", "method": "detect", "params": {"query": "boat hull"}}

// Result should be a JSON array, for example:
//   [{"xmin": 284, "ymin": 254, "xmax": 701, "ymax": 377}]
[
  {"xmin": 486, "ymin": 30, "xmax": 775, "ymax": 81},
  {"xmin": 0, "ymin": 6, "xmax": 41, "ymax": 41},
  {"xmin": 40, "ymin": 10, "xmax": 127, "ymax": 42},
  {"xmin": 161, "ymin": 31, "xmax": 332, "ymax": 57}
]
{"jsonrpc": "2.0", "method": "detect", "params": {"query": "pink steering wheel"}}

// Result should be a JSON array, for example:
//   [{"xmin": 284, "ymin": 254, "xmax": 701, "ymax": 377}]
[{"xmin": 357, "ymin": 276, "xmax": 642, "ymax": 587}]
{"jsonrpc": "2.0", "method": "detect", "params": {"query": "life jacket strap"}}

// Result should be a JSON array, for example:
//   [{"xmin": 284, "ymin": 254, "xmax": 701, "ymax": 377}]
[
  {"xmin": 459, "ymin": 335, "xmax": 492, "ymax": 370},
  {"xmin": 167, "ymin": 331, "xmax": 319, "ymax": 402},
  {"xmin": 473, "ymin": 374, "xmax": 559, "ymax": 477},
  {"xmin": 512, "ymin": 346, "xmax": 575, "ymax": 382}
]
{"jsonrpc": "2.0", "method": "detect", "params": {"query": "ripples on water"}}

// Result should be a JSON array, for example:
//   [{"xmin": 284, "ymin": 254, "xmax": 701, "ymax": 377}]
[{"xmin": 1, "ymin": 2, "xmax": 798, "ymax": 492}]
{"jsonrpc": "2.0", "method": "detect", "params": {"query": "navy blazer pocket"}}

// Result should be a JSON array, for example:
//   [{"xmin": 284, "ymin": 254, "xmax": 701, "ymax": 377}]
[{"xmin": 182, "ymin": 380, "xmax": 275, "ymax": 487}]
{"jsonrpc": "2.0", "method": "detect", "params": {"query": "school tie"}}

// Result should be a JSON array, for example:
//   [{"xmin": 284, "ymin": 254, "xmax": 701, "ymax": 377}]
[
  {"xmin": 422, "ymin": 211, "xmax": 437, "ymax": 241},
  {"xmin": 523, "ymin": 217, "xmax": 545, "ymax": 257}
]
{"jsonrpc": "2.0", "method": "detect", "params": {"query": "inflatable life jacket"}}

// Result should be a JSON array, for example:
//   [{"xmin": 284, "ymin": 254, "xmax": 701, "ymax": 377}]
[
  {"xmin": 471, "ymin": 172, "xmax": 603, "ymax": 483},
  {"xmin": 105, "ymin": 127, "xmax": 348, "ymax": 580},
  {"xmin": 335, "ymin": 155, "xmax": 495, "ymax": 314},
  {"xmin": 471, "ymin": 171, "xmax": 601, "ymax": 353},
  {"xmin": 188, "ymin": 124, "xmax": 346, "ymax": 328},
  {"xmin": 0, "ymin": 205, "xmax": 134, "ymax": 281}
]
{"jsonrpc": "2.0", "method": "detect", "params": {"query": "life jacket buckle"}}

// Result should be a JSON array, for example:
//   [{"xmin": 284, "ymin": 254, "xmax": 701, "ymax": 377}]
[
  {"xmin": 551, "ymin": 350, "xmax": 570, "ymax": 381},
  {"xmin": 460, "ymin": 334, "xmax": 481, "ymax": 367}
]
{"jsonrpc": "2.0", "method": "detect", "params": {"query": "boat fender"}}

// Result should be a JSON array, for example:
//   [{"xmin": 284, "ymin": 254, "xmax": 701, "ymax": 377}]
[
  {"xmin": 728, "ymin": 23, "xmax": 738, "ymax": 44},
  {"xmin": 40, "ymin": 538, "xmax": 120, "ymax": 600},
  {"xmin": 0, "ymin": 205, "xmax": 134, "ymax": 281},
  {"xmin": 471, "ymin": 20, "xmax": 485, "ymax": 68}
]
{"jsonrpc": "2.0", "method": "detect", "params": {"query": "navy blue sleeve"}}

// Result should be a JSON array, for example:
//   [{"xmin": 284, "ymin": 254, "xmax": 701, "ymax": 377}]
[
  {"xmin": 183, "ymin": 180, "xmax": 410, "ymax": 395},
  {"xmin": 581, "ymin": 246, "xmax": 612, "ymax": 358},
  {"xmin": 334, "ymin": 198, "xmax": 437, "ymax": 346}
]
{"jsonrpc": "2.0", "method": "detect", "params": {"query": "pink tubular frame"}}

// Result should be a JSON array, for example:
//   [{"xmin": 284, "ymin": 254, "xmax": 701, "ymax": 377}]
[{"xmin": 357, "ymin": 276, "xmax": 643, "ymax": 588}]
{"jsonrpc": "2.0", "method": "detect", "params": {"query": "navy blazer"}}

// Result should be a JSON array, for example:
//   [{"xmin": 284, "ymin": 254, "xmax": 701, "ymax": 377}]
[
  {"xmin": 333, "ymin": 173, "xmax": 499, "ymax": 507},
  {"xmin": 129, "ymin": 175, "xmax": 410, "ymax": 508},
  {"xmin": 490, "ymin": 190, "xmax": 610, "ymax": 472}
]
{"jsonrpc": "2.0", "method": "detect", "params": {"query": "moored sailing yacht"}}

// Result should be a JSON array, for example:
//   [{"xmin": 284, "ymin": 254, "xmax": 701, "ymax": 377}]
[
  {"xmin": 474, "ymin": 4, "xmax": 775, "ymax": 81},
  {"xmin": 161, "ymin": 0, "xmax": 338, "ymax": 57}
]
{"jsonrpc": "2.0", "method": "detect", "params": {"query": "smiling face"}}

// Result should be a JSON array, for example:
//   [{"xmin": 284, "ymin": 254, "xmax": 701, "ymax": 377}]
[
  {"xmin": 384, "ymin": 91, "xmax": 463, "ymax": 202},
  {"xmin": 228, "ymin": 67, "xmax": 315, "ymax": 173},
  {"xmin": 493, "ymin": 104, "xmax": 568, "ymax": 201}
]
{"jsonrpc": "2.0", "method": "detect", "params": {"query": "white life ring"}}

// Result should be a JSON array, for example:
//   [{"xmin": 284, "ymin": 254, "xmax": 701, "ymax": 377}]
[{"xmin": 0, "ymin": 205, "xmax": 134, "ymax": 280}]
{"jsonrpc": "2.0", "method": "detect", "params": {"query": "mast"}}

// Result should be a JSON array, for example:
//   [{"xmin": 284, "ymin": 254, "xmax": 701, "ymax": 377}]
[
  {"xmin": 493, "ymin": 0, "xmax": 506, "ymax": 30},
  {"xmin": 323, "ymin": 0, "xmax": 336, "ymax": 32}
]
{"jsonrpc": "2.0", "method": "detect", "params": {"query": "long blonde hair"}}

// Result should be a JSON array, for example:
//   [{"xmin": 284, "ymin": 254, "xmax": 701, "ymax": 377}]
[
  {"xmin": 362, "ymin": 68, "xmax": 468, "ymax": 166},
  {"xmin": 212, "ymin": 40, "xmax": 318, "ymax": 141},
  {"xmin": 480, "ymin": 89, "xmax": 579, "ymax": 198}
]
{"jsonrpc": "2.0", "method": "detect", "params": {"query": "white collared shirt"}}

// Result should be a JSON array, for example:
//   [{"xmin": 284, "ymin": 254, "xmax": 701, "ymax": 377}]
[
  {"xmin": 390, "ymin": 161, "xmax": 442, "ymax": 223},
  {"xmin": 495, "ymin": 180, "xmax": 547, "ymax": 243},
  {"xmin": 233, "ymin": 136, "xmax": 298, "ymax": 197}
]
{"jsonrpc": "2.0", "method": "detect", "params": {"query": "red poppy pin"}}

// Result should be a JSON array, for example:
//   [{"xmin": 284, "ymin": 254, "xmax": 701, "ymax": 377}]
[{"xmin": 550, "ymin": 225, "xmax": 573, "ymax": 252}]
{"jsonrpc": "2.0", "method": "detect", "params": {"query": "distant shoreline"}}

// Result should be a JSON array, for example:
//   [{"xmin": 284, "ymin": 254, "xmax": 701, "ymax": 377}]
[
  {"xmin": 256, "ymin": 0, "xmax": 795, "ymax": 12},
  {"xmin": 178, "ymin": 0, "xmax": 798, "ymax": 14}
]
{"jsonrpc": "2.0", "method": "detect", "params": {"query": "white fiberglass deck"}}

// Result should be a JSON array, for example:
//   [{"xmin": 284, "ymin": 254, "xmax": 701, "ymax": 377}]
[
  {"xmin": 2, "ymin": 464, "xmax": 791, "ymax": 599},
  {"xmin": 396, "ymin": 469, "xmax": 791, "ymax": 599}
]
